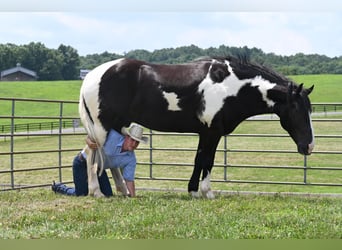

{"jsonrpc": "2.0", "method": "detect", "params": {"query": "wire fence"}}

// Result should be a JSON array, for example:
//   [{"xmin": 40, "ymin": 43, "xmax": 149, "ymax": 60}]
[{"xmin": 0, "ymin": 97, "xmax": 341, "ymax": 193}]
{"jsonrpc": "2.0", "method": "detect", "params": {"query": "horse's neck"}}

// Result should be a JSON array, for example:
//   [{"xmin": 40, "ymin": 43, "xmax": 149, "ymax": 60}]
[
  {"xmin": 267, "ymin": 85, "xmax": 288, "ymax": 105},
  {"xmin": 241, "ymin": 84, "xmax": 287, "ymax": 117}
]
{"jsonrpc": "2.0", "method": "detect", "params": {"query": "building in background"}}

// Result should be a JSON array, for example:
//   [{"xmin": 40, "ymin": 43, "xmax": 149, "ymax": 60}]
[
  {"xmin": 1, "ymin": 63, "xmax": 38, "ymax": 81},
  {"xmin": 79, "ymin": 69, "xmax": 90, "ymax": 80}
]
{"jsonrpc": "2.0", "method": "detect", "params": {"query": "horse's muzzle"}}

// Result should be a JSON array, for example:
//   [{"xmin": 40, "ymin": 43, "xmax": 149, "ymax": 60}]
[{"xmin": 297, "ymin": 143, "xmax": 314, "ymax": 155}]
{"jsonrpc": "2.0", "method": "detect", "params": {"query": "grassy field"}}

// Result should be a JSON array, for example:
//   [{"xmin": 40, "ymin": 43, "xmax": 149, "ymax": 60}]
[
  {"xmin": 0, "ymin": 80, "xmax": 81, "ymax": 125},
  {"xmin": 0, "ymin": 80, "xmax": 82, "ymax": 100},
  {"xmin": 0, "ymin": 189, "xmax": 341, "ymax": 239},
  {"xmin": 289, "ymin": 74, "xmax": 342, "ymax": 103}
]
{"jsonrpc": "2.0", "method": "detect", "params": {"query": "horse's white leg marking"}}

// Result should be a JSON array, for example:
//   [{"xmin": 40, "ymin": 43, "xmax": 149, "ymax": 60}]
[
  {"xmin": 84, "ymin": 146, "xmax": 104, "ymax": 197},
  {"xmin": 88, "ymin": 163, "xmax": 104, "ymax": 198},
  {"xmin": 190, "ymin": 191, "xmax": 201, "ymax": 198},
  {"xmin": 200, "ymin": 173, "xmax": 215, "ymax": 199},
  {"xmin": 110, "ymin": 168, "xmax": 129, "ymax": 196}
]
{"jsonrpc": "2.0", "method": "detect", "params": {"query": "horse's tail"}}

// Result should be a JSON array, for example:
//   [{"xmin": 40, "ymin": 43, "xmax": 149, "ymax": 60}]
[{"xmin": 79, "ymin": 96, "xmax": 105, "ymax": 176}]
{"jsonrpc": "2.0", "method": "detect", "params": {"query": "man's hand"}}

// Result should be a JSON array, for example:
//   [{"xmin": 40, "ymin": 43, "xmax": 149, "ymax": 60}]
[{"xmin": 86, "ymin": 136, "xmax": 98, "ymax": 150}]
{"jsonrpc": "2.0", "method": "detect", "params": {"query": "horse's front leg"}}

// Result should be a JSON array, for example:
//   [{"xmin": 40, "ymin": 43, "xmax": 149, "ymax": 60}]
[
  {"xmin": 188, "ymin": 150, "xmax": 203, "ymax": 198},
  {"xmin": 188, "ymin": 132, "xmax": 221, "ymax": 199},
  {"xmin": 110, "ymin": 168, "xmax": 129, "ymax": 196},
  {"xmin": 201, "ymin": 171, "xmax": 214, "ymax": 199}
]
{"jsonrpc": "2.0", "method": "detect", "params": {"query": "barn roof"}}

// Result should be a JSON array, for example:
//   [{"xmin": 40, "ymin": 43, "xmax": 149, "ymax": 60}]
[{"xmin": 1, "ymin": 63, "xmax": 37, "ymax": 78}]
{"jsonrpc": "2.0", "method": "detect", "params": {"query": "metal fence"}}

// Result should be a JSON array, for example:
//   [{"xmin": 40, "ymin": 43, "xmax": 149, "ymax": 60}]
[{"xmin": 0, "ymin": 97, "xmax": 341, "ymax": 192}]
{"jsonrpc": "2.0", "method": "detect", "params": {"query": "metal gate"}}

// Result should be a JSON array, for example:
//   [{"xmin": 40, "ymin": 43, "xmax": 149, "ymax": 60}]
[{"xmin": 0, "ymin": 97, "xmax": 341, "ymax": 192}]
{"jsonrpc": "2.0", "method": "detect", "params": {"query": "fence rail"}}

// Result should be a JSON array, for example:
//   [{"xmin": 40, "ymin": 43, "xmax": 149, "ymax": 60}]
[
  {"xmin": 0, "ymin": 120, "xmax": 77, "ymax": 134},
  {"xmin": 0, "ymin": 97, "xmax": 341, "ymax": 192}
]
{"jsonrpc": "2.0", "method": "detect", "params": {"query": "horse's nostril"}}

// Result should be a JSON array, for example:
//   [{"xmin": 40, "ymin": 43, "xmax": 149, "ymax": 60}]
[
  {"xmin": 298, "ymin": 144, "xmax": 307, "ymax": 155},
  {"xmin": 298, "ymin": 143, "xmax": 313, "ymax": 155}
]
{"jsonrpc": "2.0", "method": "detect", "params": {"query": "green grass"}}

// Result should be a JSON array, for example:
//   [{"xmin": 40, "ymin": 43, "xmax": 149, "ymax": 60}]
[
  {"xmin": 0, "ymin": 189, "xmax": 341, "ymax": 239},
  {"xmin": 289, "ymin": 74, "xmax": 342, "ymax": 103},
  {"xmin": 0, "ymin": 80, "xmax": 81, "ymax": 126},
  {"xmin": 0, "ymin": 80, "xmax": 82, "ymax": 100}
]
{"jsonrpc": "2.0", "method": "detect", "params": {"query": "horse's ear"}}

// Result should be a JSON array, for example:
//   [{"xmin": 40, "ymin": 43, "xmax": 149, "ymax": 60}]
[
  {"xmin": 287, "ymin": 83, "xmax": 294, "ymax": 102},
  {"xmin": 305, "ymin": 85, "xmax": 314, "ymax": 95},
  {"xmin": 296, "ymin": 83, "xmax": 304, "ymax": 96}
]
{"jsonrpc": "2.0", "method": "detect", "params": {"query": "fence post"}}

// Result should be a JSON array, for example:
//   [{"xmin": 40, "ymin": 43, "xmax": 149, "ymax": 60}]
[
  {"xmin": 26, "ymin": 123, "xmax": 29, "ymax": 139},
  {"xmin": 303, "ymin": 155, "xmax": 307, "ymax": 184},
  {"xmin": 224, "ymin": 135, "xmax": 228, "ymax": 181},
  {"xmin": 10, "ymin": 99, "xmax": 15, "ymax": 188},
  {"xmin": 149, "ymin": 129, "xmax": 153, "ymax": 178},
  {"xmin": 58, "ymin": 102, "xmax": 63, "ymax": 182}
]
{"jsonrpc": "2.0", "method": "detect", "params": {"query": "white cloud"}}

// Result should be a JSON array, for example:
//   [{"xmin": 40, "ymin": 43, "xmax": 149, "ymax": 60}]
[
  {"xmin": 172, "ymin": 13, "xmax": 316, "ymax": 55},
  {"xmin": 0, "ymin": 12, "xmax": 341, "ymax": 57}
]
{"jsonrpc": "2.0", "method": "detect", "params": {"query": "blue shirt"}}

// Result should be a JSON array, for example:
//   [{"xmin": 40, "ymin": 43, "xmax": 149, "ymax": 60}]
[{"xmin": 103, "ymin": 129, "xmax": 137, "ymax": 181}]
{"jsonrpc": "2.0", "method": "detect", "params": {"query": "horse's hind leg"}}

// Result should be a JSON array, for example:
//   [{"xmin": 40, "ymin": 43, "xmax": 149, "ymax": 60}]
[
  {"xmin": 88, "ymin": 163, "xmax": 104, "ymax": 197},
  {"xmin": 85, "ymin": 146, "xmax": 105, "ymax": 197}
]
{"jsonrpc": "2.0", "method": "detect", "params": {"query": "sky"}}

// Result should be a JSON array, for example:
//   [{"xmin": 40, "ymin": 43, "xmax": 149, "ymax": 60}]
[{"xmin": 1, "ymin": 0, "xmax": 342, "ymax": 57}]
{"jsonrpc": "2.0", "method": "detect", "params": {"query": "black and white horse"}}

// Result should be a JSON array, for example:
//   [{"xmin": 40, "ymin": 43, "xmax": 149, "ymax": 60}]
[{"xmin": 79, "ymin": 56, "xmax": 314, "ymax": 198}]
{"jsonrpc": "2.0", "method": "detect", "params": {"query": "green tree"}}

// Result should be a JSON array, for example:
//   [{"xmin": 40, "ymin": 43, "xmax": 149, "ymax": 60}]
[
  {"xmin": 39, "ymin": 50, "xmax": 63, "ymax": 80},
  {"xmin": 0, "ymin": 43, "xmax": 18, "ymax": 70},
  {"xmin": 58, "ymin": 44, "xmax": 80, "ymax": 80}
]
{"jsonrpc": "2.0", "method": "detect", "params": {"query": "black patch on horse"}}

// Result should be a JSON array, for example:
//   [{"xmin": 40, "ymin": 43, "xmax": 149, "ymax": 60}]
[
  {"xmin": 83, "ymin": 97, "xmax": 94, "ymax": 124},
  {"xmin": 209, "ymin": 62, "xmax": 230, "ymax": 83}
]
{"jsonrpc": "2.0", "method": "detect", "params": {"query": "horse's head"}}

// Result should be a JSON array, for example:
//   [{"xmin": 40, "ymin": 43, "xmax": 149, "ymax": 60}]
[{"xmin": 273, "ymin": 83, "xmax": 315, "ymax": 155}]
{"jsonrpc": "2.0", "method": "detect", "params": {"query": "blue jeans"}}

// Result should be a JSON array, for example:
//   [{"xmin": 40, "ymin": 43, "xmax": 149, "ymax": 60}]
[{"xmin": 72, "ymin": 154, "xmax": 113, "ymax": 196}]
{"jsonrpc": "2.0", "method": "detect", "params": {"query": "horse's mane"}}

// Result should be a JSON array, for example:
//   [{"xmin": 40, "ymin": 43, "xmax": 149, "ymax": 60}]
[{"xmin": 194, "ymin": 54, "xmax": 292, "ymax": 87}]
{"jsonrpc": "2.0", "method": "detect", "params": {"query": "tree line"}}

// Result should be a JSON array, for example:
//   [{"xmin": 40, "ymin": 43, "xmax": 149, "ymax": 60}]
[
  {"xmin": 0, "ymin": 42, "xmax": 80, "ymax": 80},
  {"xmin": 82, "ymin": 45, "xmax": 342, "ymax": 75},
  {"xmin": 1, "ymin": 42, "xmax": 341, "ymax": 81}
]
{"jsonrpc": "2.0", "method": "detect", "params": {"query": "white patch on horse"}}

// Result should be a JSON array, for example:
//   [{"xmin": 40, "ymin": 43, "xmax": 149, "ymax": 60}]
[
  {"xmin": 80, "ymin": 58, "xmax": 125, "ymax": 144},
  {"xmin": 198, "ymin": 60, "xmax": 245, "ymax": 126},
  {"xmin": 197, "ymin": 60, "xmax": 277, "ymax": 127},
  {"xmin": 308, "ymin": 111, "xmax": 315, "ymax": 154},
  {"xmin": 251, "ymin": 75, "xmax": 276, "ymax": 107},
  {"xmin": 162, "ymin": 91, "xmax": 182, "ymax": 111}
]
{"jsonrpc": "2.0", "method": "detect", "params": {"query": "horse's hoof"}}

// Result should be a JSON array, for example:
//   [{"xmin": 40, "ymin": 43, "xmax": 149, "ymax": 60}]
[
  {"xmin": 116, "ymin": 184, "xmax": 129, "ymax": 196},
  {"xmin": 190, "ymin": 191, "xmax": 201, "ymax": 198},
  {"xmin": 203, "ymin": 190, "xmax": 215, "ymax": 199},
  {"xmin": 93, "ymin": 190, "xmax": 105, "ymax": 198}
]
